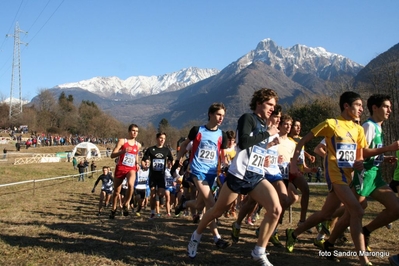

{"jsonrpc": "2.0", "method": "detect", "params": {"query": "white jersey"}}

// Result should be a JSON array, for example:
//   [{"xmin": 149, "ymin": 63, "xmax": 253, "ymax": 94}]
[
  {"xmin": 164, "ymin": 168, "xmax": 175, "ymax": 189},
  {"xmin": 228, "ymin": 113, "xmax": 269, "ymax": 180},
  {"xmin": 122, "ymin": 178, "xmax": 128, "ymax": 189},
  {"xmin": 135, "ymin": 168, "xmax": 149, "ymax": 190}
]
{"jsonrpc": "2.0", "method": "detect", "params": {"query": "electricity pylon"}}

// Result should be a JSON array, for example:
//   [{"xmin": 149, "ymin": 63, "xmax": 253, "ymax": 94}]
[{"xmin": 7, "ymin": 22, "xmax": 27, "ymax": 121}]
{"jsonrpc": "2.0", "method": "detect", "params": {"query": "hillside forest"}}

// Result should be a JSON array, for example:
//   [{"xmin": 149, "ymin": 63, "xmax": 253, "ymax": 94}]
[{"xmin": 1, "ymin": 61, "xmax": 399, "ymax": 181}]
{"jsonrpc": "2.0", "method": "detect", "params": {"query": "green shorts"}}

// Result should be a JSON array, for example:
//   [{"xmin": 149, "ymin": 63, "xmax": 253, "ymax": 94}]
[{"xmin": 352, "ymin": 168, "xmax": 386, "ymax": 197}]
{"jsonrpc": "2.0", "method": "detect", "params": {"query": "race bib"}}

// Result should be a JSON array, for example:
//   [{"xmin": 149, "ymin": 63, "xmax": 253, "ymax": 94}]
[
  {"xmin": 266, "ymin": 149, "xmax": 278, "ymax": 169},
  {"xmin": 278, "ymin": 162, "xmax": 289, "ymax": 180},
  {"xmin": 165, "ymin": 177, "xmax": 174, "ymax": 187},
  {"xmin": 198, "ymin": 148, "xmax": 216, "ymax": 163},
  {"xmin": 152, "ymin": 159, "xmax": 165, "ymax": 172},
  {"xmin": 152, "ymin": 159, "xmax": 164, "ymax": 171},
  {"xmin": 122, "ymin": 153, "xmax": 135, "ymax": 167},
  {"xmin": 137, "ymin": 176, "xmax": 148, "ymax": 184},
  {"xmin": 247, "ymin": 145, "xmax": 267, "ymax": 175},
  {"xmin": 336, "ymin": 143, "xmax": 356, "ymax": 168}
]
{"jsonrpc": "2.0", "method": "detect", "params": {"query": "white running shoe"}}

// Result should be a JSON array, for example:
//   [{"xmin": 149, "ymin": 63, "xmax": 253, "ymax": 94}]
[
  {"xmin": 251, "ymin": 250, "xmax": 273, "ymax": 266},
  {"xmin": 187, "ymin": 239, "xmax": 199, "ymax": 259}
]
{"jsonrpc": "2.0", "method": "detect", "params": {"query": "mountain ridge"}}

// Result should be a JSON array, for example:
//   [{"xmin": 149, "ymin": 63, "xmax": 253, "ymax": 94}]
[{"xmin": 30, "ymin": 38, "xmax": 366, "ymax": 128}]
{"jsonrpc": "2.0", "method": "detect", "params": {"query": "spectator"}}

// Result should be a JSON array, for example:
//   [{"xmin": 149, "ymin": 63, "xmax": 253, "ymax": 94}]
[
  {"xmin": 72, "ymin": 157, "xmax": 77, "ymax": 170},
  {"xmin": 3, "ymin": 148, "xmax": 6, "ymax": 159},
  {"xmin": 77, "ymin": 161, "xmax": 86, "ymax": 182},
  {"xmin": 67, "ymin": 152, "xmax": 71, "ymax": 162},
  {"xmin": 90, "ymin": 161, "xmax": 97, "ymax": 178},
  {"xmin": 84, "ymin": 159, "xmax": 89, "ymax": 177}
]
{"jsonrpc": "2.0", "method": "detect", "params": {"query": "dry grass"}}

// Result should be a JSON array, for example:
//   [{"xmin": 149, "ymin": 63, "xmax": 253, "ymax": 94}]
[{"xmin": 0, "ymin": 147, "xmax": 397, "ymax": 265}]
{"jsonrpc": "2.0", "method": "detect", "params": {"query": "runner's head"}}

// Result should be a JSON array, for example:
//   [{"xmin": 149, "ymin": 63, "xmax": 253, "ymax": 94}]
[
  {"xmin": 156, "ymin": 132, "xmax": 166, "ymax": 147},
  {"xmin": 290, "ymin": 119, "xmax": 301, "ymax": 136},
  {"xmin": 128, "ymin": 124, "xmax": 139, "ymax": 138},
  {"xmin": 250, "ymin": 88, "xmax": 279, "ymax": 111},
  {"xmin": 269, "ymin": 104, "xmax": 282, "ymax": 126},
  {"xmin": 367, "ymin": 94, "xmax": 391, "ymax": 119},
  {"xmin": 226, "ymin": 130, "xmax": 236, "ymax": 147},
  {"xmin": 278, "ymin": 114, "xmax": 293, "ymax": 135},
  {"xmin": 208, "ymin": 102, "xmax": 226, "ymax": 126},
  {"xmin": 250, "ymin": 88, "xmax": 278, "ymax": 120},
  {"xmin": 102, "ymin": 166, "xmax": 109, "ymax": 174},
  {"xmin": 339, "ymin": 91, "xmax": 363, "ymax": 120}
]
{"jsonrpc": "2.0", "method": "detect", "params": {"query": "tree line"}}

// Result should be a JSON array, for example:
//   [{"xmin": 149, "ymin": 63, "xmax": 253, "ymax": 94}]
[{"xmin": 1, "ymin": 59, "xmax": 398, "ymax": 182}]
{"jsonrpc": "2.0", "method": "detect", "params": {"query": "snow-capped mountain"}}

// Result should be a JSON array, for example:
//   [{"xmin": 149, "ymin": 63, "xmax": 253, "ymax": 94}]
[
  {"xmin": 55, "ymin": 67, "xmax": 219, "ymax": 99},
  {"xmin": 33, "ymin": 38, "xmax": 367, "ymax": 128},
  {"xmin": 2, "ymin": 97, "xmax": 29, "ymax": 105},
  {"xmin": 52, "ymin": 39, "xmax": 361, "ymax": 101},
  {"xmin": 228, "ymin": 38, "xmax": 363, "ymax": 80}
]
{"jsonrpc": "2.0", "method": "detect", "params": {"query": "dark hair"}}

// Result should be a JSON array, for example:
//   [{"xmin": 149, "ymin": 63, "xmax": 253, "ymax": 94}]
[
  {"xmin": 249, "ymin": 88, "xmax": 279, "ymax": 111},
  {"xmin": 226, "ymin": 130, "xmax": 236, "ymax": 140},
  {"xmin": 271, "ymin": 104, "xmax": 282, "ymax": 116},
  {"xmin": 156, "ymin": 132, "xmax": 166, "ymax": 138},
  {"xmin": 102, "ymin": 166, "xmax": 108, "ymax": 170},
  {"xmin": 339, "ymin": 91, "xmax": 361, "ymax": 112},
  {"xmin": 128, "ymin": 124, "xmax": 139, "ymax": 131},
  {"xmin": 208, "ymin": 103, "xmax": 226, "ymax": 121},
  {"xmin": 289, "ymin": 119, "xmax": 301, "ymax": 135},
  {"xmin": 367, "ymin": 94, "xmax": 391, "ymax": 115}
]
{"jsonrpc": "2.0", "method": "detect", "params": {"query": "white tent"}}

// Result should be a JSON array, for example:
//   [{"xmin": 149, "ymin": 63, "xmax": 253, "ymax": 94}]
[{"xmin": 71, "ymin": 142, "xmax": 101, "ymax": 159}]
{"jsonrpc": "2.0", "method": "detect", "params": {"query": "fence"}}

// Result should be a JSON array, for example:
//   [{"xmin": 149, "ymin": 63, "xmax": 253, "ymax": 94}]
[
  {"xmin": 12, "ymin": 154, "xmax": 104, "ymax": 165},
  {"xmin": 0, "ymin": 170, "xmax": 102, "ymax": 195}
]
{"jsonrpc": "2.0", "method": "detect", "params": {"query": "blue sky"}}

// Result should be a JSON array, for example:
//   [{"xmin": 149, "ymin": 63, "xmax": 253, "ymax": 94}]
[{"xmin": 0, "ymin": 0, "xmax": 398, "ymax": 101}]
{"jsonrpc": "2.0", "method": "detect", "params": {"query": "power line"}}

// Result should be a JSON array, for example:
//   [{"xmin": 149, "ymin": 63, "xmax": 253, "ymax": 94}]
[
  {"xmin": 0, "ymin": 0, "xmax": 25, "ymax": 52},
  {"xmin": 0, "ymin": 0, "xmax": 65, "ymax": 94},
  {"xmin": 25, "ymin": 0, "xmax": 65, "ymax": 44},
  {"xmin": 26, "ymin": 0, "xmax": 52, "ymax": 34}
]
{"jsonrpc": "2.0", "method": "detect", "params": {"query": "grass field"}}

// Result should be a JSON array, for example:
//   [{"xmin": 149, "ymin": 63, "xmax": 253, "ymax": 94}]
[{"xmin": 0, "ymin": 145, "xmax": 397, "ymax": 265}]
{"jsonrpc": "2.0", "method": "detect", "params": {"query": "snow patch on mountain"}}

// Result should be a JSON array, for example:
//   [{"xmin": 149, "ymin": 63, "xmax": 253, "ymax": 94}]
[
  {"xmin": 2, "ymin": 97, "xmax": 29, "ymax": 105},
  {"xmin": 232, "ymin": 38, "xmax": 363, "ymax": 78},
  {"xmin": 55, "ymin": 67, "xmax": 219, "ymax": 98}
]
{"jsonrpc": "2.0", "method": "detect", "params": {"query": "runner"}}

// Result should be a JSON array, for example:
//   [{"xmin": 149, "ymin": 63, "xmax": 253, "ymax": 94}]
[
  {"xmin": 231, "ymin": 104, "xmax": 287, "ymax": 249},
  {"xmin": 288, "ymin": 119, "xmax": 316, "ymax": 228},
  {"xmin": 142, "ymin": 132, "xmax": 174, "ymax": 220},
  {"xmin": 223, "ymin": 130, "xmax": 237, "ymax": 218},
  {"xmin": 91, "ymin": 166, "xmax": 114, "ymax": 216},
  {"xmin": 164, "ymin": 159, "xmax": 177, "ymax": 216},
  {"xmin": 134, "ymin": 159, "xmax": 150, "ymax": 217},
  {"xmin": 172, "ymin": 102, "xmax": 230, "ymax": 257},
  {"xmin": 277, "ymin": 115, "xmax": 299, "ymax": 212},
  {"xmin": 109, "ymin": 124, "xmax": 141, "ymax": 219},
  {"xmin": 285, "ymin": 91, "xmax": 371, "ymax": 265},
  {"xmin": 326, "ymin": 94, "xmax": 399, "ymax": 253},
  {"xmin": 185, "ymin": 89, "xmax": 280, "ymax": 266}
]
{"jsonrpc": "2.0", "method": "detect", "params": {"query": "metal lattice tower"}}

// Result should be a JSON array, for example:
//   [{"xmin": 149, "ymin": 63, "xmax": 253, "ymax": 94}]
[{"xmin": 7, "ymin": 22, "xmax": 27, "ymax": 120}]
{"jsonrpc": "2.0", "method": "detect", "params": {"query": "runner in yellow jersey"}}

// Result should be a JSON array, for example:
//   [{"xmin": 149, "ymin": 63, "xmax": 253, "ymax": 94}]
[
  {"xmin": 285, "ymin": 91, "xmax": 372, "ymax": 266},
  {"xmin": 325, "ymin": 94, "xmax": 399, "ymax": 256}
]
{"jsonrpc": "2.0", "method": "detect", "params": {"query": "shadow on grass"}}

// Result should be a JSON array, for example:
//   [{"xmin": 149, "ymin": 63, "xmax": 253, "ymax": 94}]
[{"xmin": 0, "ymin": 190, "xmax": 392, "ymax": 266}]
